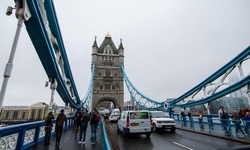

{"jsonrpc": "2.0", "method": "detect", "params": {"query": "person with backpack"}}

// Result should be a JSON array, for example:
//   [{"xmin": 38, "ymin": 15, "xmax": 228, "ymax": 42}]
[{"xmin": 90, "ymin": 108, "xmax": 100, "ymax": 144}]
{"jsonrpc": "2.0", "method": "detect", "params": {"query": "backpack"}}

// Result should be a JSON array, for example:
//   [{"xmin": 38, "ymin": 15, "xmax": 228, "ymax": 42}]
[
  {"xmin": 95, "ymin": 113, "xmax": 100, "ymax": 122},
  {"xmin": 221, "ymin": 111, "xmax": 226, "ymax": 119}
]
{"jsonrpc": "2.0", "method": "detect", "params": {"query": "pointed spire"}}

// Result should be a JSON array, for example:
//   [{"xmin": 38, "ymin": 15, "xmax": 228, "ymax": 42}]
[
  {"xmin": 92, "ymin": 36, "xmax": 98, "ymax": 47},
  {"xmin": 118, "ymin": 38, "xmax": 124, "ymax": 49}
]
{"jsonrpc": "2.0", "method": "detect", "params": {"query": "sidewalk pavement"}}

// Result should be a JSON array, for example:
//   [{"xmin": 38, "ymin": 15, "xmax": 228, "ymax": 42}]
[{"xmin": 176, "ymin": 120, "xmax": 250, "ymax": 144}]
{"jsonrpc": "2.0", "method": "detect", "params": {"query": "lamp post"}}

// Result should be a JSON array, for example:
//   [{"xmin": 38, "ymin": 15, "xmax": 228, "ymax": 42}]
[{"xmin": 0, "ymin": 0, "xmax": 31, "ymax": 112}]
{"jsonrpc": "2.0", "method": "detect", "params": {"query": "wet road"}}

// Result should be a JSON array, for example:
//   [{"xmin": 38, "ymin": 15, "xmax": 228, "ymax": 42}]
[{"xmin": 106, "ymin": 120, "xmax": 246, "ymax": 150}]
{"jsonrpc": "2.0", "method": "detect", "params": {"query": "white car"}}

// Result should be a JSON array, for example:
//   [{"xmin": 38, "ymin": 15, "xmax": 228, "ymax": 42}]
[
  {"xmin": 101, "ymin": 109, "xmax": 110, "ymax": 119},
  {"xmin": 108, "ymin": 113, "xmax": 120, "ymax": 122},
  {"xmin": 149, "ymin": 111, "xmax": 176, "ymax": 132}
]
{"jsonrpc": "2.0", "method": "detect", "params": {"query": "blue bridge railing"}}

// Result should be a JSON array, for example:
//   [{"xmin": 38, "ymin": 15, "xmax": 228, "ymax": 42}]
[
  {"xmin": 0, "ymin": 117, "xmax": 73, "ymax": 150},
  {"xmin": 173, "ymin": 114, "xmax": 250, "ymax": 141},
  {"xmin": 0, "ymin": 116, "xmax": 111, "ymax": 150}
]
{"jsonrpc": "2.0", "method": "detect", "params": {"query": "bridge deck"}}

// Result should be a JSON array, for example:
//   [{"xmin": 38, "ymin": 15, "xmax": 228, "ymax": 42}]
[{"xmin": 27, "ymin": 126, "xmax": 102, "ymax": 150}]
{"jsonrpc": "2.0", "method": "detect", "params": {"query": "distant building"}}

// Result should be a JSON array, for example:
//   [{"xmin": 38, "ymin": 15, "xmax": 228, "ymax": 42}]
[
  {"xmin": 209, "ymin": 97, "xmax": 249, "ymax": 114},
  {"xmin": 181, "ymin": 72, "xmax": 250, "ymax": 114},
  {"xmin": 0, "ymin": 102, "xmax": 48, "ymax": 124},
  {"xmin": 0, "ymin": 102, "xmax": 74, "ymax": 125},
  {"xmin": 124, "ymin": 100, "xmax": 144, "ymax": 110}
]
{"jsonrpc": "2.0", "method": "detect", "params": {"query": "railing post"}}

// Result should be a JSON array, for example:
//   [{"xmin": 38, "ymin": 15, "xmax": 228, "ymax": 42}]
[
  {"xmin": 17, "ymin": 126, "xmax": 26, "ymax": 150},
  {"xmin": 34, "ymin": 124, "xmax": 41, "ymax": 144}
]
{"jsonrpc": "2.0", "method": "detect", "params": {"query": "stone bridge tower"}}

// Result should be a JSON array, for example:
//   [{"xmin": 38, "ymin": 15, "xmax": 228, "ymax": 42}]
[{"xmin": 91, "ymin": 34, "xmax": 124, "ymax": 111}]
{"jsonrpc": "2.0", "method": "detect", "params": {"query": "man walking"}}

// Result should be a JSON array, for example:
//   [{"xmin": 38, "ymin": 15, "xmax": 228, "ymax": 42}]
[
  {"xmin": 78, "ymin": 109, "xmax": 90, "ymax": 144},
  {"xmin": 90, "ymin": 108, "xmax": 100, "ymax": 144},
  {"xmin": 56, "ymin": 109, "xmax": 66, "ymax": 145}
]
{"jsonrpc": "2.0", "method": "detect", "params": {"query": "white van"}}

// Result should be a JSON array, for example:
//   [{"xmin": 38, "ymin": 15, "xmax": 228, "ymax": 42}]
[{"xmin": 117, "ymin": 110, "xmax": 153, "ymax": 138}]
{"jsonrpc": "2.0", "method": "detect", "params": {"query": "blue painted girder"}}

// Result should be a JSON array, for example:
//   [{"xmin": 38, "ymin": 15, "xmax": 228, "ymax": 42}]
[{"xmin": 20, "ymin": 0, "xmax": 81, "ymax": 108}]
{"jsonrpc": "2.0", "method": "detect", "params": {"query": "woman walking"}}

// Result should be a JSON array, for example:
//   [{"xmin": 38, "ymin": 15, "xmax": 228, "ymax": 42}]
[{"xmin": 44, "ymin": 111, "xmax": 54, "ymax": 145}]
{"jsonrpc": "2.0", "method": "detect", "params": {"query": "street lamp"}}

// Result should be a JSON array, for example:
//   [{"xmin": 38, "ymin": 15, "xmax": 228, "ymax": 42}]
[{"xmin": 0, "ymin": 0, "xmax": 31, "ymax": 112}]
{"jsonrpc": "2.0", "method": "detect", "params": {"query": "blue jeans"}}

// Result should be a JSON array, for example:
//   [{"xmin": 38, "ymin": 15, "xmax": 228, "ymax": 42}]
[{"xmin": 91, "ymin": 124, "xmax": 97, "ymax": 143}]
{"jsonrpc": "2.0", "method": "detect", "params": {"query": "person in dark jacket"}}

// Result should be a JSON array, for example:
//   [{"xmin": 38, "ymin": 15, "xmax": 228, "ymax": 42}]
[
  {"xmin": 44, "ymin": 111, "xmax": 54, "ymax": 145},
  {"xmin": 90, "ymin": 108, "xmax": 99, "ymax": 144},
  {"xmin": 75, "ymin": 112, "xmax": 82, "ymax": 137},
  {"xmin": 78, "ymin": 109, "xmax": 90, "ymax": 144},
  {"xmin": 55, "ymin": 109, "xmax": 66, "ymax": 145}
]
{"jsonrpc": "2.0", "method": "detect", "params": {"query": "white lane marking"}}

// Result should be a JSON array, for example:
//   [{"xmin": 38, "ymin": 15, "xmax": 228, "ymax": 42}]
[{"xmin": 173, "ymin": 142, "xmax": 194, "ymax": 150}]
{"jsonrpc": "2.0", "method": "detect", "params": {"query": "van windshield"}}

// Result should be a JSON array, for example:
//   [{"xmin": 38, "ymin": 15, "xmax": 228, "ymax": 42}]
[{"xmin": 129, "ymin": 112, "xmax": 149, "ymax": 119}]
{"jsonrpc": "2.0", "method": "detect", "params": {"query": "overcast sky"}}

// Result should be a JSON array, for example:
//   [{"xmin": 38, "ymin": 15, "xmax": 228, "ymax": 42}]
[{"xmin": 0, "ymin": 0, "xmax": 250, "ymax": 107}]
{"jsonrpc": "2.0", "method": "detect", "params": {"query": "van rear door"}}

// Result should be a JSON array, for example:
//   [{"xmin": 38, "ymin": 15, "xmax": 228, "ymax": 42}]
[{"xmin": 129, "ymin": 111, "xmax": 151, "ymax": 133}]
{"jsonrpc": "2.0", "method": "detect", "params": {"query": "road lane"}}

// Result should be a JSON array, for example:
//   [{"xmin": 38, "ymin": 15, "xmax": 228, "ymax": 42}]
[{"xmin": 105, "ymin": 120, "xmax": 246, "ymax": 150}]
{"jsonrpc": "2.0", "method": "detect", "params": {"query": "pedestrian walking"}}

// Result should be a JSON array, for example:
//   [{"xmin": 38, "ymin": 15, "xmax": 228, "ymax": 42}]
[
  {"xmin": 232, "ymin": 110, "xmax": 245, "ymax": 135},
  {"xmin": 44, "ymin": 111, "xmax": 54, "ymax": 145},
  {"xmin": 218, "ymin": 106, "xmax": 228, "ymax": 132},
  {"xmin": 188, "ymin": 112, "xmax": 193, "ymax": 128},
  {"xmin": 197, "ymin": 111, "xmax": 204, "ymax": 129},
  {"xmin": 222, "ymin": 110, "xmax": 230, "ymax": 135},
  {"xmin": 244, "ymin": 112, "xmax": 250, "ymax": 135},
  {"xmin": 180, "ymin": 111, "xmax": 187, "ymax": 126},
  {"xmin": 90, "ymin": 108, "xmax": 100, "ymax": 144},
  {"xmin": 75, "ymin": 112, "xmax": 82, "ymax": 138},
  {"xmin": 78, "ymin": 109, "xmax": 90, "ymax": 144},
  {"xmin": 55, "ymin": 109, "xmax": 66, "ymax": 146}
]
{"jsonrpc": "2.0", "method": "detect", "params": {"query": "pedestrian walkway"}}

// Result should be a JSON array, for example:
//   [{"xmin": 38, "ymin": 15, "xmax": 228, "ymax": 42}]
[
  {"xmin": 27, "ymin": 126, "xmax": 102, "ymax": 150},
  {"xmin": 175, "ymin": 120, "xmax": 250, "ymax": 144}
]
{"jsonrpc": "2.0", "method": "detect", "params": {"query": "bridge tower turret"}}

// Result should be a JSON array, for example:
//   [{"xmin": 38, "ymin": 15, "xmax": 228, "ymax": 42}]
[{"xmin": 91, "ymin": 34, "xmax": 124, "ymax": 111}]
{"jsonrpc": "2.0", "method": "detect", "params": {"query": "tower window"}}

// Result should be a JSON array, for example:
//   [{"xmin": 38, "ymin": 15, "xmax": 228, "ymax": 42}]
[
  {"xmin": 105, "ymin": 84, "xmax": 111, "ymax": 90},
  {"xmin": 105, "ymin": 70, "xmax": 111, "ymax": 77}
]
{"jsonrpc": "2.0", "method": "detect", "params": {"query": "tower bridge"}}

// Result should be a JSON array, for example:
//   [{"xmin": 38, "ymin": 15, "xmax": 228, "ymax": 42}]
[{"xmin": 0, "ymin": 0, "xmax": 250, "ymax": 149}]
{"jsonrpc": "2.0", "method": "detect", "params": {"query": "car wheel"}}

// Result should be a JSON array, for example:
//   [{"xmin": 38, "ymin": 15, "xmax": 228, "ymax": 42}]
[
  {"xmin": 122, "ymin": 129, "xmax": 127, "ymax": 137},
  {"xmin": 170, "ymin": 127, "xmax": 176, "ymax": 133},
  {"xmin": 117, "ymin": 124, "xmax": 119, "ymax": 132},
  {"xmin": 153, "ymin": 124, "xmax": 158, "ymax": 132}
]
